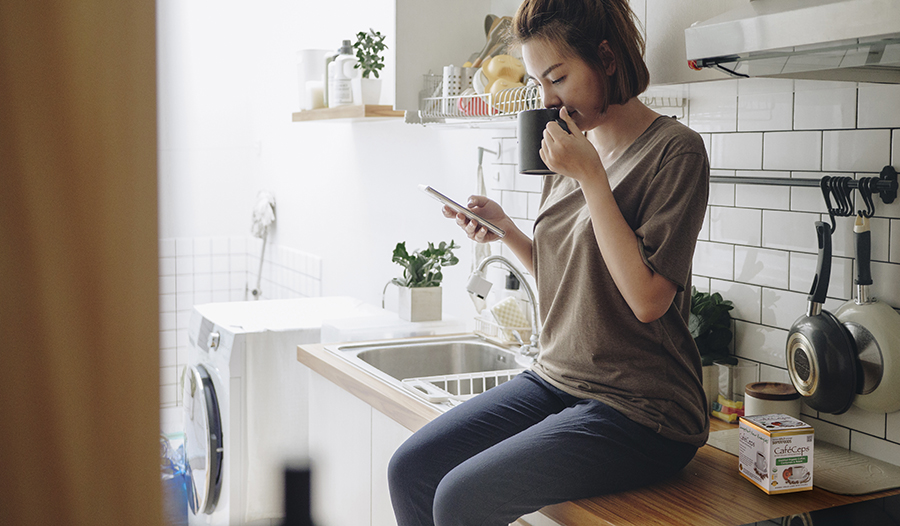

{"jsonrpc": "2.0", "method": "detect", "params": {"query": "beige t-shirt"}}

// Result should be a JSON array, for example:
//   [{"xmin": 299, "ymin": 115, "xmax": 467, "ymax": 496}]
[{"xmin": 531, "ymin": 116, "xmax": 710, "ymax": 447}]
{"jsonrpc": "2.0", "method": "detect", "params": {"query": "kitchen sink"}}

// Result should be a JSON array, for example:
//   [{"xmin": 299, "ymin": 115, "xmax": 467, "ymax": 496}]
[{"xmin": 330, "ymin": 334, "xmax": 527, "ymax": 404}]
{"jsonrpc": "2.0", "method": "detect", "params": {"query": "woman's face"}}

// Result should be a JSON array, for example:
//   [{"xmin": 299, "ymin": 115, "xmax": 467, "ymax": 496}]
[{"xmin": 521, "ymin": 38, "xmax": 608, "ymax": 131}]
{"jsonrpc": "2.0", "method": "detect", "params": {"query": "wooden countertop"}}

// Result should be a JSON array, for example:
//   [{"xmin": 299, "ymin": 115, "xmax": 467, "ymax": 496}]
[{"xmin": 298, "ymin": 342, "xmax": 900, "ymax": 525}]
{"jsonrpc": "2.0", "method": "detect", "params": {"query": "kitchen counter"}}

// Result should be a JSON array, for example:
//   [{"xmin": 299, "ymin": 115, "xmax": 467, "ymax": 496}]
[{"xmin": 297, "ymin": 341, "xmax": 900, "ymax": 525}]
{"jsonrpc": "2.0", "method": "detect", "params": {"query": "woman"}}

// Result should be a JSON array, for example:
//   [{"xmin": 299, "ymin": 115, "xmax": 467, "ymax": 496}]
[{"xmin": 388, "ymin": 1, "xmax": 710, "ymax": 524}]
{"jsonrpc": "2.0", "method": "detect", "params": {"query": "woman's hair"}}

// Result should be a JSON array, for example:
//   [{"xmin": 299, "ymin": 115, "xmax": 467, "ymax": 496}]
[{"xmin": 511, "ymin": 0, "xmax": 649, "ymax": 106}]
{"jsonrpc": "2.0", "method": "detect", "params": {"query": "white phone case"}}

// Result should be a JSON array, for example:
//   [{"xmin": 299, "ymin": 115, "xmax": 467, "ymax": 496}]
[{"xmin": 419, "ymin": 185, "xmax": 505, "ymax": 238}]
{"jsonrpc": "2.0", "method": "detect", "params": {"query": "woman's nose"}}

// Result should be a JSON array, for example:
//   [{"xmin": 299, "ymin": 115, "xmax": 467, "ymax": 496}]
[{"xmin": 541, "ymin": 89, "xmax": 561, "ymax": 109}]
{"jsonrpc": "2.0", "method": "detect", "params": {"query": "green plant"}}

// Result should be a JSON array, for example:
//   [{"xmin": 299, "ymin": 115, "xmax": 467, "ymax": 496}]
[
  {"xmin": 392, "ymin": 240, "xmax": 459, "ymax": 288},
  {"xmin": 353, "ymin": 29, "xmax": 387, "ymax": 79},
  {"xmin": 689, "ymin": 286, "xmax": 736, "ymax": 366}
]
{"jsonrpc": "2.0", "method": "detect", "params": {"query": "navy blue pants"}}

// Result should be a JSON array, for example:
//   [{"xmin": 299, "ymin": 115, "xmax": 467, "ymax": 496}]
[{"xmin": 388, "ymin": 370, "xmax": 698, "ymax": 526}]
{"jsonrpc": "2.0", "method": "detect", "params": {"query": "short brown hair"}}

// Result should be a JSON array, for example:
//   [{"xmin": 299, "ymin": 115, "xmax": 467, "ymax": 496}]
[{"xmin": 512, "ymin": 0, "xmax": 649, "ymax": 107}]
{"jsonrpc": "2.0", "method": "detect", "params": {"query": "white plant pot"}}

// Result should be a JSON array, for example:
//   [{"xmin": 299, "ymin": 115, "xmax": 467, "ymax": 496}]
[
  {"xmin": 398, "ymin": 286, "xmax": 442, "ymax": 322},
  {"xmin": 354, "ymin": 77, "xmax": 382, "ymax": 105},
  {"xmin": 702, "ymin": 364, "xmax": 718, "ymax": 410}
]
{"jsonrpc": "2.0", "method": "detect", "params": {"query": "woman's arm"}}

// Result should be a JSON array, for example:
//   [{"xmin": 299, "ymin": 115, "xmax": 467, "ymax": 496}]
[{"xmin": 541, "ymin": 109, "xmax": 675, "ymax": 323}]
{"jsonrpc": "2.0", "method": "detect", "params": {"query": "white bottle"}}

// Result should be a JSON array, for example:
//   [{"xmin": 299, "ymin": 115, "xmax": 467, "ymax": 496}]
[{"xmin": 327, "ymin": 40, "xmax": 358, "ymax": 107}]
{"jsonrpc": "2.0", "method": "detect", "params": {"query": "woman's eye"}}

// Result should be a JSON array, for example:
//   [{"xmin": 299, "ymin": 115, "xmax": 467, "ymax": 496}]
[{"xmin": 551, "ymin": 76, "xmax": 565, "ymax": 85}]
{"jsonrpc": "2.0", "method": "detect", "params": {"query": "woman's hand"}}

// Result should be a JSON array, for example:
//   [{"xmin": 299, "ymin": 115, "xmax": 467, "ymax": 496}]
[
  {"xmin": 540, "ymin": 107, "xmax": 604, "ymax": 182},
  {"xmin": 442, "ymin": 195, "xmax": 509, "ymax": 244}
]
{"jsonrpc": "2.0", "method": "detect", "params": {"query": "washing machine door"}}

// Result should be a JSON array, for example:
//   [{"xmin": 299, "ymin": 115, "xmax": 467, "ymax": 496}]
[{"xmin": 183, "ymin": 364, "xmax": 223, "ymax": 515}]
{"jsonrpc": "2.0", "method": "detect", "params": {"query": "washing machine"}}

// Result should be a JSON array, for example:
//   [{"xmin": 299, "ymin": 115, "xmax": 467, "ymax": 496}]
[{"xmin": 182, "ymin": 296, "xmax": 380, "ymax": 526}]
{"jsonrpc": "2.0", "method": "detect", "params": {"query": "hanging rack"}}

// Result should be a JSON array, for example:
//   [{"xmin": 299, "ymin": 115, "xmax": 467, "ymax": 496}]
[{"xmin": 708, "ymin": 165, "xmax": 897, "ymax": 232}]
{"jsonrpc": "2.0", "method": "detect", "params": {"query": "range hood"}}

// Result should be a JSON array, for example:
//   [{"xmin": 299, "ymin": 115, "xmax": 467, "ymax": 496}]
[{"xmin": 684, "ymin": 0, "xmax": 900, "ymax": 83}]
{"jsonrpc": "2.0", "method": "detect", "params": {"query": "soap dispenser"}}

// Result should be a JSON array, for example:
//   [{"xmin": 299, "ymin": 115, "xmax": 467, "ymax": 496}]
[{"xmin": 327, "ymin": 40, "xmax": 358, "ymax": 107}]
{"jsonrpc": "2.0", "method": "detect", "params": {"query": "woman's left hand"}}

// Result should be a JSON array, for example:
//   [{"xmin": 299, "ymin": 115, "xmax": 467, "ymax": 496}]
[{"xmin": 539, "ymin": 107, "xmax": 604, "ymax": 182}]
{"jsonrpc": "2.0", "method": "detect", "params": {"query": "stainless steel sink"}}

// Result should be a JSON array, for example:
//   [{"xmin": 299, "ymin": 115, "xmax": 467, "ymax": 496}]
[{"xmin": 330, "ymin": 334, "xmax": 526, "ymax": 404}]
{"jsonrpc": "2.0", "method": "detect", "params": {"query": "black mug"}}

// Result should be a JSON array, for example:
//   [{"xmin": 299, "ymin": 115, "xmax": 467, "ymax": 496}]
[{"xmin": 517, "ymin": 108, "xmax": 570, "ymax": 175}]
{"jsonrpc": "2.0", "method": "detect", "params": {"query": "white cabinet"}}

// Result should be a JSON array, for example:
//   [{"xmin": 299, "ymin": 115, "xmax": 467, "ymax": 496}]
[{"xmin": 307, "ymin": 369, "xmax": 413, "ymax": 526}]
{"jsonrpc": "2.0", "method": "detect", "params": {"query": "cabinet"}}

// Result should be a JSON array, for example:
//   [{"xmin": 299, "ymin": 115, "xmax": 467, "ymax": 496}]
[{"xmin": 307, "ymin": 368, "xmax": 413, "ymax": 526}]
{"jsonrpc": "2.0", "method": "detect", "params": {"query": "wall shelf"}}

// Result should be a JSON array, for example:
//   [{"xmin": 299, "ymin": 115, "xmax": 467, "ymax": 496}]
[{"xmin": 291, "ymin": 105, "xmax": 404, "ymax": 122}]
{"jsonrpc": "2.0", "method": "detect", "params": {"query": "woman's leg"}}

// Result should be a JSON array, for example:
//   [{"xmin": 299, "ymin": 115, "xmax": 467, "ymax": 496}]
[
  {"xmin": 388, "ymin": 371, "xmax": 568, "ymax": 526},
  {"xmin": 432, "ymin": 396, "xmax": 698, "ymax": 526}
]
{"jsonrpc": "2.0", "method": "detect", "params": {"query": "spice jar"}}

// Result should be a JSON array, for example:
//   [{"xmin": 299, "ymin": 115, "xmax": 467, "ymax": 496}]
[{"xmin": 744, "ymin": 382, "xmax": 802, "ymax": 420}]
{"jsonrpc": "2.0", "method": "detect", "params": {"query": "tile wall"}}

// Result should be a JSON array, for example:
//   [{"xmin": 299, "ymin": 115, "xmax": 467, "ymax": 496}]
[
  {"xmin": 484, "ymin": 78, "xmax": 900, "ymax": 466},
  {"xmin": 158, "ymin": 236, "xmax": 322, "ymax": 421}
]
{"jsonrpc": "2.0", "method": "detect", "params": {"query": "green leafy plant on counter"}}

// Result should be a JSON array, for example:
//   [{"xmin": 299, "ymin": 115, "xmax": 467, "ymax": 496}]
[
  {"xmin": 353, "ymin": 29, "xmax": 388, "ymax": 78},
  {"xmin": 392, "ymin": 240, "xmax": 460, "ymax": 288},
  {"xmin": 689, "ymin": 286, "xmax": 737, "ymax": 366}
]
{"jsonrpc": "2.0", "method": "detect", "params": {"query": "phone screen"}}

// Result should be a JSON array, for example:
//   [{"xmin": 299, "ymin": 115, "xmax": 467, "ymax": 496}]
[{"xmin": 419, "ymin": 185, "xmax": 506, "ymax": 238}]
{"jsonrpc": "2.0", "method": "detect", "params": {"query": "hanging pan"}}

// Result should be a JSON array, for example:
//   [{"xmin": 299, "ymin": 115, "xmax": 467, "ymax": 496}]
[
  {"xmin": 835, "ymin": 214, "xmax": 900, "ymax": 414},
  {"xmin": 786, "ymin": 221, "xmax": 860, "ymax": 415}
]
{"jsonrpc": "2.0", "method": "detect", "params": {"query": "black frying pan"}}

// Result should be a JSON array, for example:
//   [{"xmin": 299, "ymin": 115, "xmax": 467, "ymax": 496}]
[{"xmin": 786, "ymin": 221, "xmax": 860, "ymax": 415}]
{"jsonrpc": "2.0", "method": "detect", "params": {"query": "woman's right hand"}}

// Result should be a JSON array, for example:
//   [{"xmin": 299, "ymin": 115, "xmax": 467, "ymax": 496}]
[{"xmin": 442, "ymin": 195, "xmax": 508, "ymax": 243}]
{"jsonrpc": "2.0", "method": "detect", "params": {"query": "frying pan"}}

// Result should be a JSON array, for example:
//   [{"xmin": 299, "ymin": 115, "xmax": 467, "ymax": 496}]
[
  {"xmin": 835, "ymin": 214, "xmax": 900, "ymax": 413},
  {"xmin": 786, "ymin": 221, "xmax": 860, "ymax": 415}
]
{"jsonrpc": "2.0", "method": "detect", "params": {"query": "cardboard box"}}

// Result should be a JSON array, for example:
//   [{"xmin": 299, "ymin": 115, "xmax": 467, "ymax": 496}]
[{"xmin": 738, "ymin": 414, "xmax": 814, "ymax": 494}]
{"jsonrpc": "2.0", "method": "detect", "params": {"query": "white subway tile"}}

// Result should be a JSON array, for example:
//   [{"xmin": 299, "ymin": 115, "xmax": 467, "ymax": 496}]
[
  {"xmin": 693, "ymin": 241, "xmax": 734, "ymax": 280},
  {"xmin": 230, "ymin": 254, "xmax": 247, "ymax": 273},
  {"xmin": 709, "ymin": 183, "xmax": 735, "ymax": 206},
  {"xmin": 516, "ymin": 173, "xmax": 543, "ymax": 192},
  {"xmin": 175, "ymin": 293, "xmax": 194, "ymax": 312},
  {"xmin": 159, "ymin": 257, "xmax": 176, "ymax": 277},
  {"xmin": 159, "ymin": 293, "xmax": 176, "ymax": 314},
  {"xmin": 160, "ymin": 384, "xmax": 177, "ymax": 407},
  {"xmin": 175, "ymin": 237, "xmax": 193, "ymax": 257},
  {"xmin": 737, "ymin": 78, "xmax": 793, "ymax": 132},
  {"xmin": 710, "ymin": 279, "xmax": 761, "ymax": 324},
  {"xmin": 793, "ymin": 80, "xmax": 857, "ymax": 130},
  {"xmin": 194, "ymin": 290, "xmax": 212, "ymax": 305},
  {"xmin": 692, "ymin": 276, "xmax": 710, "ymax": 294},
  {"xmin": 789, "ymin": 172, "xmax": 829, "ymax": 213},
  {"xmin": 687, "ymin": 80, "xmax": 738, "ymax": 132},
  {"xmin": 159, "ymin": 238, "xmax": 176, "ymax": 258},
  {"xmin": 733, "ymin": 320, "xmax": 789, "ymax": 368},
  {"xmin": 159, "ymin": 275, "xmax": 176, "ymax": 295},
  {"xmin": 888, "ymin": 412, "xmax": 900, "ymax": 443},
  {"xmin": 762, "ymin": 210, "xmax": 821, "ymax": 252},
  {"xmin": 709, "ymin": 207, "xmax": 761, "ymax": 245},
  {"xmin": 853, "ymin": 433, "xmax": 900, "ymax": 467},
  {"xmin": 761, "ymin": 287, "xmax": 807, "ymax": 330},
  {"xmin": 698, "ymin": 210, "xmax": 710, "ymax": 241},
  {"xmin": 160, "ymin": 365, "xmax": 176, "ymax": 387},
  {"xmin": 823, "ymin": 129, "xmax": 891, "ymax": 173},
  {"xmin": 831, "ymin": 215, "xmax": 890, "ymax": 261},
  {"xmin": 701, "ymin": 133, "xmax": 711, "ymax": 157},
  {"xmin": 859, "ymin": 83, "xmax": 900, "ymax": 129},
  {"xmin": 175, "ymin": 255, "xmax": 193, "ymax": 275},
  {"xmin": 212, "ymin": 290, "xmax": 231, "ymax": 302},
  {"xmin": 194, "ymin": 254, "xmax": 211, "ymax": 274},
  {"xmin": 159, "ymin": 345, "xmax": 176, "ymax": 368},
  {"xmin": 491, "ymin": 163, "xmax": 515, "ymax": 192},
  {"xmin": 758, "ymin": 363, "xmax": 791, "ymax": 385},
  {"xmin": 211, "ymin": 236, "xmax": 229, "ymax": 254},
  {"xmin": 211, "ymin": 254, "xmax": 229, "ymax": 273},
  {"xmin": 763, "ymin": 131, "xmax": 822, "ymax": 171},
  {"xmin": 229, "ymin": 236, "xmax": 246, "ymax": 254},
  {"xmin": 872, "ymin": 261, "xmax": 900, "ymax": 308},
  {"xmin": 159, "ymin": 311, "xmax": 176, "ymax": 332},
  {"xmin": 734, "ymin": 246, "xmax": 790, "ymax": 289},
  {"xmin": 175, "ymin": 275, "xmax": 193, "ymax": 293},
  {"xmin": 710, "ymin": 133, "xmax": 763, "ymax": 170},
  {"xmin": 821, "ymin": 405, "xmax": 887, "ymax": 438},
  {"xmin": 194, "ymin": 273, "xmax": 212, "ymax": 293},
  {"xmin": 892, "ymin": 220, "xmax": 900, "ymax": 263},
  {"xmin": 789, "ymin": 252, "xmax": 854, "ymax": 300},
  {"xmin": 194, "ymin": 237, "xmax": 211, "ymax": 256},
  {"xmin": 735, "ymin": 183, "xmax": 790, "ymax": 210},
  {"xmin": 805, "ymin": 416, "xmax": 851, "ymax": 449}
]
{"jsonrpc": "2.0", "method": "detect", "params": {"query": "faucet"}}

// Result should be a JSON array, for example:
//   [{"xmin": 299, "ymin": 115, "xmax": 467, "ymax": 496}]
[{"xmin": 467, "ymin": 255, "xmax": 540, "ymax": 358}]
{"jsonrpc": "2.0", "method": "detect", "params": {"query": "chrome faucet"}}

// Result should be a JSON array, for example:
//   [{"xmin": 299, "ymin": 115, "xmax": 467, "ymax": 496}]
[{"xmin": 466, "ymin": 255, "xmax": 540, "ymax": 358}]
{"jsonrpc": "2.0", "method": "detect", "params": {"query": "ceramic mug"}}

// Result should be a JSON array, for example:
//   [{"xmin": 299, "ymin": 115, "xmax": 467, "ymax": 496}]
[
  {"xmin": 517, "ymin": 108, "xmax": 570, "ymax": 175},
  {"xmin": 790, "ymin": 466, "xmax": 808, "ymax": 481}
]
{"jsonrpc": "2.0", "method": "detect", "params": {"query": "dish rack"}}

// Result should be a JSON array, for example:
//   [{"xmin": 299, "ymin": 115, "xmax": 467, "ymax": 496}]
[
  {"xmin": 401, "ymin": 368, "xmax": 525, "ymax": 404},
  {"xmin": 417, "ymin": 72, "xmax": 543, "ymax": 124},
  {"xmin": 473, "ymin": 316, "xmax": 532, "ymax": 346}
]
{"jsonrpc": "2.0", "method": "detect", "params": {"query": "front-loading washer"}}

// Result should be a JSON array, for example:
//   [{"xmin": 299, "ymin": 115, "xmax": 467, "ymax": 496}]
[{"xmin": 183, "ymin": 296, "xmax": 379, "ymax": 526}]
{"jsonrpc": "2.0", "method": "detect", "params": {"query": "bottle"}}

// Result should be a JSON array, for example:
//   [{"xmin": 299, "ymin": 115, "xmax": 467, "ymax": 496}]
[{"xmin": 327, "ymin": 40, "xmax": 358, "ymax": 107}]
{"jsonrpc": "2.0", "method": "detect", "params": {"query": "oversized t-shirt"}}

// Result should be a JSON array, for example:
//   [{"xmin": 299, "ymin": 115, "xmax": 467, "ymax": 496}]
[{"xmin": 531, "ymin": 115, "xmax": 710, "ymax": 447}]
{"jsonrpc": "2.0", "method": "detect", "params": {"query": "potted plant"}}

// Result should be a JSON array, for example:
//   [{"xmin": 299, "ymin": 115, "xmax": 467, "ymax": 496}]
[
  {"xmin": 689, "ymin": 286, "xmax": 737, "ymax": 406},
  {"xmin": 352, "ymin": 28, "xmax": 387, "ymax": 105},
  {"xmin": 391, "ymin": 240, "xmax": 459, "ymax": 322}
]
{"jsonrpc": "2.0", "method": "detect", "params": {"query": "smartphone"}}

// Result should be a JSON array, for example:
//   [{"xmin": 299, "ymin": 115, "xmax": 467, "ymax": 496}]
[{"xmin": 419, "ymin": 185, "xmax": 506, "ymax": 238}]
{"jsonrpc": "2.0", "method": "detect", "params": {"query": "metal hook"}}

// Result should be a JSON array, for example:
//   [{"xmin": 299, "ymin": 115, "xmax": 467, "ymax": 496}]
[
  {"xmin": 859, "ymin": 177, "xmax": 876, "ymax": 218},
  {"xmin": 839, "ymin": 176, "xmax": 855, "ymax": 217},
  {"xmin": 820, "ymin": 176, "xmax": 837, "ymax": 233}
]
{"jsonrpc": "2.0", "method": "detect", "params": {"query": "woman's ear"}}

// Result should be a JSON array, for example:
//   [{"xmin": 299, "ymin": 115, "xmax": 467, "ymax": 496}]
[{"xmin": 598, "ymin": 40, "xmax": 616, "ymax": 76}]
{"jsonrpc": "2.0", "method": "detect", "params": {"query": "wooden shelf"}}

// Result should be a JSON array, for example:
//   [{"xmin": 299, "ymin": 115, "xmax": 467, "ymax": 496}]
[{"xmin": 292, "ymin": 105, "xmax": 404, "ymax": 122}]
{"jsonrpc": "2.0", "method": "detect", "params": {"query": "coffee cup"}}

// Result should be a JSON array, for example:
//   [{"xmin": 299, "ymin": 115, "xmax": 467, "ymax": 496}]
[
  {"xmin": 517, "ymin": 108, "xmax": 571, "ymax": 175},
  {"xmin": 790, "ymin": 466, "xmax": 808, "ymax": 481}
]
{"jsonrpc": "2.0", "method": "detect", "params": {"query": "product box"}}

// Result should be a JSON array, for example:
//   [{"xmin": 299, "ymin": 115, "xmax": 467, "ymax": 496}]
[{"xmin": 738, "ymin": 414, "xmax": 814, "ymax": 494}]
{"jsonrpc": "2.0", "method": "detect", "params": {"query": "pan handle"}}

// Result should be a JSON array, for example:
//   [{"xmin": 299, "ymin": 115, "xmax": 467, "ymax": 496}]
[
  {"xmin": 854, "ymin": 214, "xmax": 873, "ymax": 286},
  {"xmin": 808, "ymin": 221, "xmax": 832, "ymax": 307}
]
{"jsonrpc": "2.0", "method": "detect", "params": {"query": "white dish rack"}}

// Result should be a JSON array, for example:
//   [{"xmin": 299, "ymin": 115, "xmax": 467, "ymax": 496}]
[
  {"xmin": 402, "ymin": 368, "xmax": 525, "ymax": 404},
  {"xmin": 416, "ymin": 72, "xmax": 543, "ymax": 124}
]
